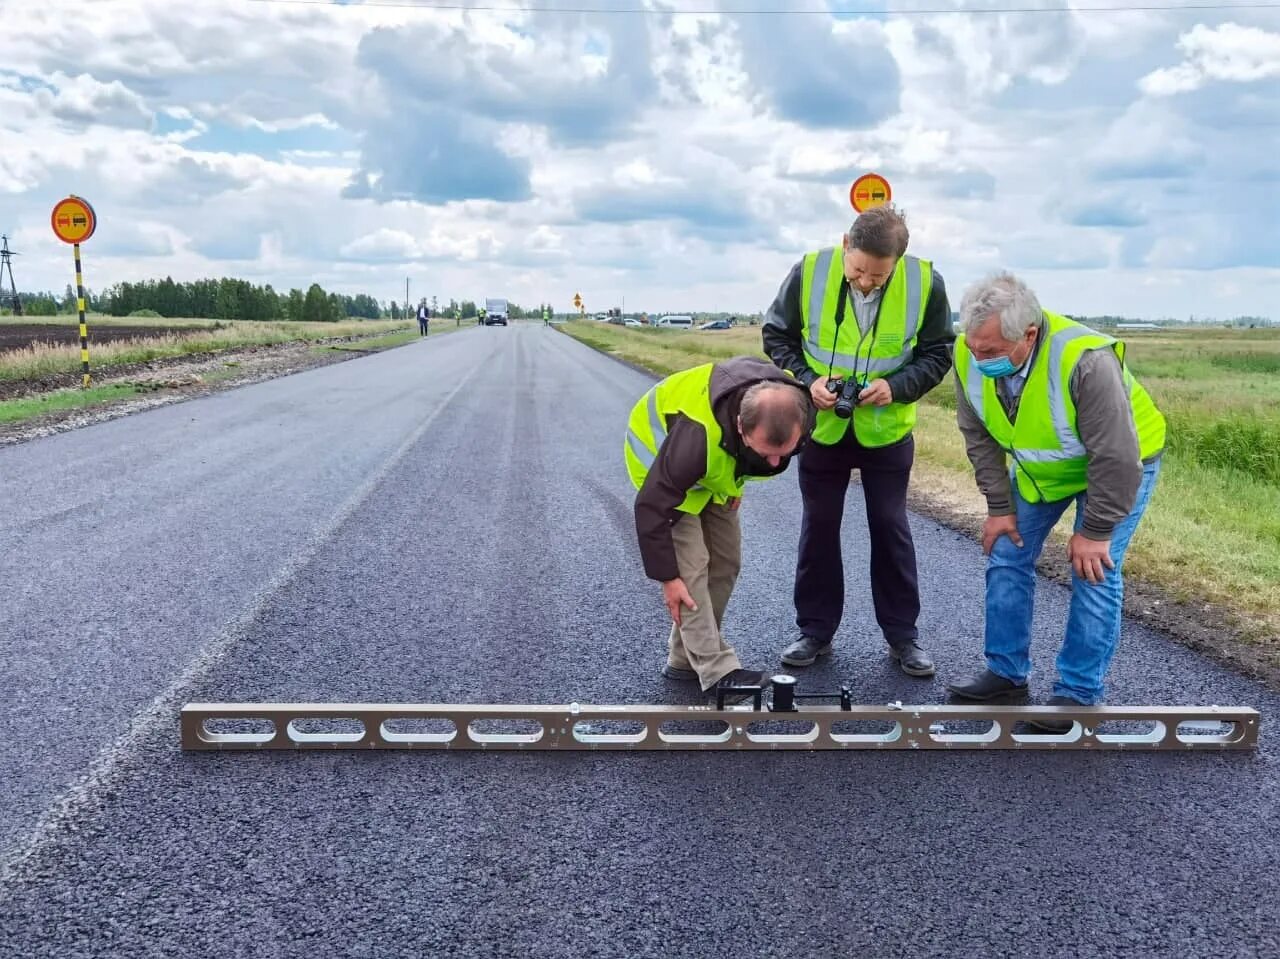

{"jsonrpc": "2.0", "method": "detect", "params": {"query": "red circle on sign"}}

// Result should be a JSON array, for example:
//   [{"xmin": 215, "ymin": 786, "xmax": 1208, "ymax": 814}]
[
  {"xmin": 51, "ymin": 196, "xmax": 97, "ymax": 245},
  {"xmin": 850, "ymin": 174, "xmax": 892, "ymax": 213}
]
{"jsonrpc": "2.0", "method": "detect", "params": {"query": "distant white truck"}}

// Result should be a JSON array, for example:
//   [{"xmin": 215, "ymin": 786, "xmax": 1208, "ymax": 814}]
[{"xmin": 484, "ymin": 298, "xmax": 508, "ymax": 326}]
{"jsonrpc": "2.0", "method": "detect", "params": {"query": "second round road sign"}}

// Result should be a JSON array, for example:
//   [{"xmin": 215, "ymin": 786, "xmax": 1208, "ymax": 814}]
[
  {"xmin": 850, "ymin": 174, "xmax": 892, "ymax": 213},
  {"xmin": 51, "ymin": 196, "xmax": 97, "ymax": 245}
]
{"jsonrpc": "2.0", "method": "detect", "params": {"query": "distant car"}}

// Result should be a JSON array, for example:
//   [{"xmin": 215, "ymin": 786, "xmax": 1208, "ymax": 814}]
[
  {"xmin": 623, "ymin": 317, "xmax": 643, "ymax": 327},
  {"xmin": 655, "ymin": 315, "xmax": 694, "ymax": 329},
  {"xmin": 485, "ymin": 297, "xmax": 509, "ymax": 326},
  {"xmin": 698, "ymin": 320, "xmax": 731, "ymax": 331}
]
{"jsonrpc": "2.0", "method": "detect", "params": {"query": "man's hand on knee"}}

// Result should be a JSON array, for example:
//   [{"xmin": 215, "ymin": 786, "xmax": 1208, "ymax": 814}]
[
  {"xmin": 1067, "ymin": 533, "xmax": 1113, "ymax": 585},
  {"xmin": 662, "ymin": 578, "xmax": 698, "ymax": 627},
  {"xmin": 982, "ymin": 514, "xmax": 1023, "ymax": 555}
]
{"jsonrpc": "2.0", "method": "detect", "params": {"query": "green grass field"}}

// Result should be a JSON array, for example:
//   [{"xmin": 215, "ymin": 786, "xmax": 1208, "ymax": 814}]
[{"xmin": 562, "ymin": 321, "xmax": 1280, "ymax": 651}]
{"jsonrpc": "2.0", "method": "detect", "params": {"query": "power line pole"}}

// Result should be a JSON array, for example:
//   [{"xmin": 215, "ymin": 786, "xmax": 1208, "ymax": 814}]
[{"xmin": 1, "ymin": 235, "xmax": 22, "ymax": 316}]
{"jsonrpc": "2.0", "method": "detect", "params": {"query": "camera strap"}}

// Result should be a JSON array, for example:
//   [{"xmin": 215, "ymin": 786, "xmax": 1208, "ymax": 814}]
[
  {"xmin": 830, "ymin": 275, "xmax": 879, "ymax": 388},
  {"xmin": 828, "ymin": 276, "xmax": 850, "ymax": 379}
]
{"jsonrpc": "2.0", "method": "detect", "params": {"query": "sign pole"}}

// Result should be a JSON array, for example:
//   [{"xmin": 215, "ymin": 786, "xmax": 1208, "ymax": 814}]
[
  {"xmin": 74, "ymin": 243, "xmax": 90, "ymax": 387},
  {"xmin": 50, "ymin": 195, "xmax": 98, "ymax": 388}
]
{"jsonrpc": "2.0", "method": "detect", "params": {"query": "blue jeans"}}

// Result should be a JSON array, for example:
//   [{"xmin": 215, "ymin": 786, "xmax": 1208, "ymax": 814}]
[{"xmin": 984, "ymin": 458, "xmax": 1162, "ymax": 704}]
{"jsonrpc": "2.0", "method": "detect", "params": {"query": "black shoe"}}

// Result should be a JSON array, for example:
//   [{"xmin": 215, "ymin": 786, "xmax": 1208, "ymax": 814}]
[
  {"xmin": 661, "ymin": 663, "xmax": 698, "ymax": 682},
  {"xmin": 1026, "ymin": 695, "xmax": 1084, "ymax": 734},
  {"xmin": 945, "ymin": 669, "xmax": 1030, "ymax": 703},
  {"xmin": 889, "ymin": 642, "xmax": 935, "ymax": 678},
  {"xmin": 710, "ymin": 669, "xmax": 769, "ymax": 705},
  {"xmin": 780, "ymin": 636, "xmax": 833, "ymax": 667}
]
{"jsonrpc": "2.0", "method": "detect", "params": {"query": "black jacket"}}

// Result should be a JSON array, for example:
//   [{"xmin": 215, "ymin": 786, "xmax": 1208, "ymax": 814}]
[
  {"xmin": 761, "ymin": 256, "xmax": 955, "ymax": 406},
  {"xmin": 634, "ymin": 356, "xmax": 813, "ymax": 581}
]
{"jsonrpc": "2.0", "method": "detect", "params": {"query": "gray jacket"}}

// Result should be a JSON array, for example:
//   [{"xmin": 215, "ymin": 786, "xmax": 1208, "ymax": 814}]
[{"xmin": 955, "ymin": 331, "xmax": 1162, "ymax": 540}]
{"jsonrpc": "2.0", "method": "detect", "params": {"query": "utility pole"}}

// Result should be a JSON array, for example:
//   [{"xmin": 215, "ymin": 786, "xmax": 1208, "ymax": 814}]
[{"xmin": 1, "ymin": 235, "xmax": 21, "ymax": 316}]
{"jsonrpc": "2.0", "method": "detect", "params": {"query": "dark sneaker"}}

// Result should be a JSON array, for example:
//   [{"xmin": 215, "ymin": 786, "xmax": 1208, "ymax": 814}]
[
  {"xmin": 780, "ymin": 635, "xmax": 833, "ymax": 667},
  {"xmin": 1026, "ymin": 695, "xmax": 1084, "ymax": 734},
  {"xmin": 889, "ymin": 642, "xmax": 935, "ymax": 678},
  {"xmin": 661, "ymin": 663, "xmax": 698, "ymax": 682},
  {"xmin": 710, "ymin": 669, "xmax": 769, "ymax": 705},
  {"xmin": 945, "ymin": 669, "xmax": 1030, "ymax": 703}
]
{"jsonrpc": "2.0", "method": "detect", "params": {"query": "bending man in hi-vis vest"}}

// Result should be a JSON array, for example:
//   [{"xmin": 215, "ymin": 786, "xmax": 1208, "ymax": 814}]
[
  {"xmin": 763, "ymin": 205, "xmax": 954, "ymax": 677},
  {"xmin": 625, "ymin": 358, "xmax": 813, "ymax": 702},
  {"xmin": 945, "ymin": 273, "xmax": 1166, "ymax": 732}
]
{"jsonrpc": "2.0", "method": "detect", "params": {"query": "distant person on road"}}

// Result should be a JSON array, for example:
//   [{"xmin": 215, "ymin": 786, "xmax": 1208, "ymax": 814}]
[
  {"xmin": 477, "ymin": 308, "xmax": 486, "ymax": 327},
  {"xmin": 625, "ymin": 357, "xmax": 814, "ymax": 702},
  {"xmin": 417, "ymin": 299, "xmax": 430, "ymax": 337},
  {"xmin": 762, "ymin": 204, "xmax": 954, "ymax": 679},
  {"xmin": 945, "ymin": 272, "xmax": 1166, "ymax": 732}
]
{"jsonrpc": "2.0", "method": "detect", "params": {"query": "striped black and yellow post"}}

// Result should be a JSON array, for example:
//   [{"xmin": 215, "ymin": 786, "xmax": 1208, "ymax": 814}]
[
  {"xmin": 50, "ymin": 195, "xmax": 98, "ymax": 389},
  {"xmin": 74, "ymin": 243, "xmax": 90, "ymax": 388}
]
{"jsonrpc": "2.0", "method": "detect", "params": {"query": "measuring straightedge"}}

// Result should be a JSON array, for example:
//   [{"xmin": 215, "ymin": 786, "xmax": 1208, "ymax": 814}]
[{"xmin": 182, "ymin": 677, "xmax": 1259, "ymax": 753}]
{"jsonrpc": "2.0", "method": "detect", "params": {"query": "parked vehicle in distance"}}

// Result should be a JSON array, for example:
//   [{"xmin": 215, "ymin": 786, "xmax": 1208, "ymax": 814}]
[
  {"xmin": 623, "ymin": 317, "xmax": 643, "ymax": 327},
  {"xmin": 698, "ymin": 319, "xmax": 731, "ymax": 331},
  {"xmin": 485, "ymin": 298, "xmax": 509, "ymax": 326},
  {"xmin": 655, "ymin": 314, "xmax": 694, "ymax": 329}
]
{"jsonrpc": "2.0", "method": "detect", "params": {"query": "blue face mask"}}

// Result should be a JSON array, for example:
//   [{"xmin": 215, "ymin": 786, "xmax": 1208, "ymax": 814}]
[{"xmin": 975, "ymin": 355, "xmax": 1018, "ymax": 378}]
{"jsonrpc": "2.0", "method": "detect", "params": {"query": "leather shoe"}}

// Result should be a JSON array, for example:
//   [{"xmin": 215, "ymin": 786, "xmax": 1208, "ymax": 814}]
[
  {"xmin": 780, "ymin": 635, "xmax": 833, "ymax": 667},
  {"xmin": 661, "ymin": 663, "xmax": 697, "ymax": 682},
  {"xmin": 889, "ymin": 642, "xmax": 935, "ymax": 678},
  {"xmin": 1026, "ymin": 695, "xmax": 1084, "ymax": 734},
  {"xmin": 945, "ymin": 669, "xmax": 1030, "ymax": 703}
]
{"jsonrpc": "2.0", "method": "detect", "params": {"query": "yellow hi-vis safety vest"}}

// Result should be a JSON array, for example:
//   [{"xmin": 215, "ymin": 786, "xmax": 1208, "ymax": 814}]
[
  {"xmin": 954, "ymin": 311, "xmax": 1166, "ymax": 504},
  {"xmin": 801, "ymin": 249, "xmax": 932, "ymax": 447},
  {"xmin": 623, "ymin": 364, "xmax": 748, "ymax": 515}
]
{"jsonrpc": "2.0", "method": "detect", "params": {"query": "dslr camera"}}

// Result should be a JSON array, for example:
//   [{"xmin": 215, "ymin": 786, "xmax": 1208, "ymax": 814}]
[{"xmin": 825, "ymin": 375, "xmax": 868, "ymax": 419}]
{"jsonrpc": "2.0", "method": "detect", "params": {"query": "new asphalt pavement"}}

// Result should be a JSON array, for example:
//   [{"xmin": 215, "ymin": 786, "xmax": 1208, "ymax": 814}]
[{"xmin": 1, "ymin": 323, "xmax": 1275, "ymax": 957}]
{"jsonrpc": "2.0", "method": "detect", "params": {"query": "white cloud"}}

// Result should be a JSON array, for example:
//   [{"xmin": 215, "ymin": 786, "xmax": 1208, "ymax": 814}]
[
  {"xmin": 340, "ymin": 228, "xmax": 420, "ymax": 262},
  {"xmin": 0, "ymin": 1, "xmax": 1275, "ymax": 319},
  {"xmin": 1141, "ymin": 23, "xmax": 1280, "ymax": 95},
  {"xmin": 31, "ymin": 71, "xmax": 153, "ymax": 128}
]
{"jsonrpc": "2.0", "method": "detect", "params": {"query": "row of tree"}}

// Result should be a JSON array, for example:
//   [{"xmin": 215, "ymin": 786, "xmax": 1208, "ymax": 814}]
[
  {"xmin": 4, "ymin": 278, "xmax": 556, "ymax": 324},
  {"xmin": 8, "ymin": 278, "xmax": 388, "ymax": 323}
]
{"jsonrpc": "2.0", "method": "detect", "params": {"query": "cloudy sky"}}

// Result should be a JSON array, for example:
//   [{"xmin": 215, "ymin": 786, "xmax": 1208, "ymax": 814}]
[{"xmin": 1, "ymin": 0, "xmax": 1278, "ymax": 319}]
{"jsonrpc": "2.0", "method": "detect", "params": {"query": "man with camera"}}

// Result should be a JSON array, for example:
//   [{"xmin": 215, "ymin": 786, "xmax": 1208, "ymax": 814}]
[
  {"xmin": 625, "ymin": 357, "xmax": 814, "ymax": 701},
  {"xmin": 763, "ymin": 205, "xmax": 954, "ymax": 676}
]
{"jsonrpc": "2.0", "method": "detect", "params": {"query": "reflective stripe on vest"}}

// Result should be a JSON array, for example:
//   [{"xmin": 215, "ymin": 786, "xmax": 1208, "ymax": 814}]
[
  {"xmin": 626, "ymin": 387, "xmax": 666, "ymax": 470},
  {"xmin": 802, "ymin": 252, "xmax": 923, "ymax": 373}
]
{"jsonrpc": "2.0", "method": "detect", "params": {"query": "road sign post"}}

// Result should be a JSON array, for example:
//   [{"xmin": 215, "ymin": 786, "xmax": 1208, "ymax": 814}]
[{"xmin": 50, "ymin": 195, "xmax": 97, "ymax": 388}]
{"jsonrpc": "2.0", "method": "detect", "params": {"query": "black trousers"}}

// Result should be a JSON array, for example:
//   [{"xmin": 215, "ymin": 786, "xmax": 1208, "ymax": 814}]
[{"xmin": 794, "ymin": 429, "xmax": 919, "ymax": 647}]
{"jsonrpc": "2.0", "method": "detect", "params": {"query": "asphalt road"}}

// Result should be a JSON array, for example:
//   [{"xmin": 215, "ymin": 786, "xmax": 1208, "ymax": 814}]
[{"xmin": 1, "ymin": 323, "xmax": 1275, "ymax": 958}]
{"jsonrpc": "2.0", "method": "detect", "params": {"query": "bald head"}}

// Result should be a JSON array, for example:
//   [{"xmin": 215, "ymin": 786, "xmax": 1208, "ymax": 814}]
[{"xmin": 739, "ymin": 381, "xmax": 810, "ymax": 462}]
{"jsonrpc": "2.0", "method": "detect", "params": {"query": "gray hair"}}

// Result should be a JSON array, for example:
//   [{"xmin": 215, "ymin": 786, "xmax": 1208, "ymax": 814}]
[
  {"xmin": 741, "ymin": 381, "xmax": 811, "ymax": 447},
  {"xmin": 960, "ymin": 272, "xmax": 1044, "ymax": 341},
  {"xmin": 847, "ymin": 206, "xmax": 909, "ymax": 259}
]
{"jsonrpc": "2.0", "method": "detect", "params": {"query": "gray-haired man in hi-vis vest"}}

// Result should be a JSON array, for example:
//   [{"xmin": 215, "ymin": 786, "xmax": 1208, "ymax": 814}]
[
  {"xmin": 945, "ymin": 272, "xmax": 1166, "ymax": 732},
  {"xmin": 625, "ymin": 357, "xmax": 813, "ymax": 703}
]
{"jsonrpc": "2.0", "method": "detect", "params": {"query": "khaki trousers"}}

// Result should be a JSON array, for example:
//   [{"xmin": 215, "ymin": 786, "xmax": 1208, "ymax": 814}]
[{"xmin": 666, "ymin": 502, "xmax": 743, "ymax": 690}]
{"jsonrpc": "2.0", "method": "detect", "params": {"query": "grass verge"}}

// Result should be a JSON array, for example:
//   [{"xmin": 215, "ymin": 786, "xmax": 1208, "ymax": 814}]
[{"xmin": 0, "ymin": 383, "xmax": 141, "ymax": 424}]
